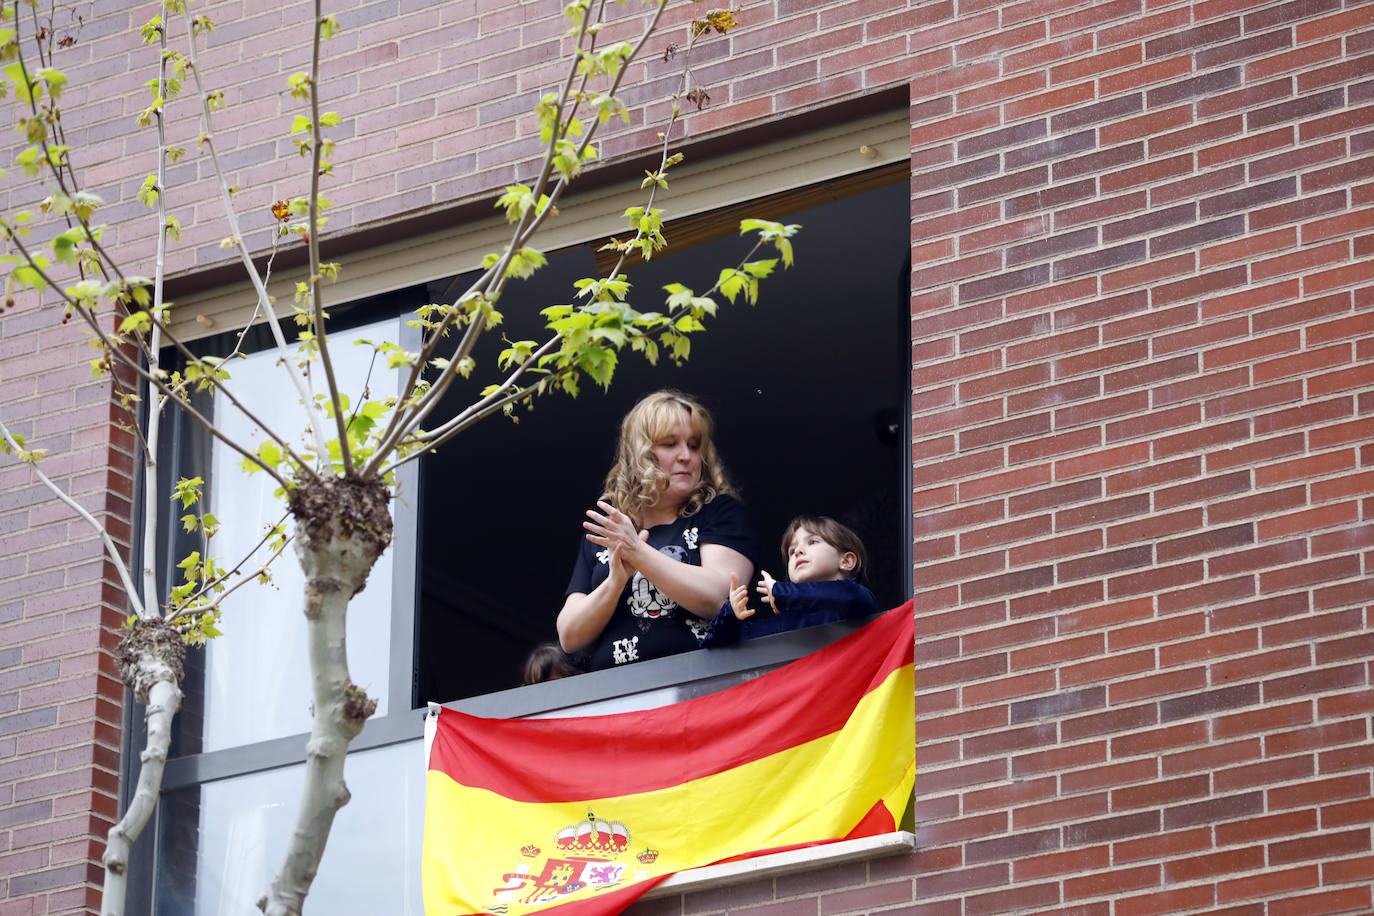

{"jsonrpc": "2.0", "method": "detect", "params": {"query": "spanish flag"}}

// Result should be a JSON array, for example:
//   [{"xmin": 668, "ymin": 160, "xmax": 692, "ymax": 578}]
[{"xmin": 423, "ymin": 603, "xmax": 914, "ymax": 916}]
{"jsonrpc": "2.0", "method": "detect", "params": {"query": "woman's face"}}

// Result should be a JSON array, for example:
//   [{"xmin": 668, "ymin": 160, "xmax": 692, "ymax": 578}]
[{"xmin": 651, "ymin": 409, "xmax": 703, "ymax": 509}]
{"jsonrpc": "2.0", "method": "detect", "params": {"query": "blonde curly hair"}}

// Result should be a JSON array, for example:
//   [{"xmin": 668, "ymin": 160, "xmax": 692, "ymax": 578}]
[{"xmin": 602, "ymin": 390, "xmax": 734, "ymax": 530}]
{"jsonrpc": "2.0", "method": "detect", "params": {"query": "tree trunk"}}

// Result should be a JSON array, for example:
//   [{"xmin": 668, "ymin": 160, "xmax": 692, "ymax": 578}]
[
  {"xmin": 260, "ymin": 475, "xmax": 390, "ymax": 916},
  {"xmin": 103, "ymin": 619, "xmax": 186, "ymax": 916}
]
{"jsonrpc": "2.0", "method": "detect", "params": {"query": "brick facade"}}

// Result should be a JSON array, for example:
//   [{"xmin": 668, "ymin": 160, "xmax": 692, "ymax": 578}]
[{"xmin": 1, "ymin": 0, "xmax": 1371, "ymax": 913}]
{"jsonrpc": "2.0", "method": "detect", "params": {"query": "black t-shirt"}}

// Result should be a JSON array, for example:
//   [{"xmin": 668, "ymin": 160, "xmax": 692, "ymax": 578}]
[{"xmin": 565, "ymin": 494, "xmax": 759, "ymax": 670}]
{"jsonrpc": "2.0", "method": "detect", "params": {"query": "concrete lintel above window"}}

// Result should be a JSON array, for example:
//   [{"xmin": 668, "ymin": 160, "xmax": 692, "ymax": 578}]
[{"xmin": 168, "ymin": 108, "xmax": 908, "ymax": 343}]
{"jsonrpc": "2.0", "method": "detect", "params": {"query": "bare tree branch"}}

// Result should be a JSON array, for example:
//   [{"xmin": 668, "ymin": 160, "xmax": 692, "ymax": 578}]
[
  {"xmin": 176, "ymin": 2, "xmax": 331, "ymax": 468},
  {"xmin": 363, "ymin": 0, "xmax": 672, "ymax": 474},
  {"xmin": 304, "ymin": 1, "xmax": 352, "ymax": 475},
  {"xmin": 0, "ymin": 419, "xmax": 146, "ymax": 619}
]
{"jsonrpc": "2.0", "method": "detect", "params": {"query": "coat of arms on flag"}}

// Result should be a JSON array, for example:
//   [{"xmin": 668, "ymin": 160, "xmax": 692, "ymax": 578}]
[
  {"xmin": 492, "ymin": 813, "xmax": 638, "ymax": 908},
  {"xmin": 423, "ymin": 603, "xmax": 915, "ymax": 916}
]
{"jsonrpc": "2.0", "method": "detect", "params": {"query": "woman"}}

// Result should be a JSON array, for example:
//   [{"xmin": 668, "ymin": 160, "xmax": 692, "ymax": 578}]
[{"xmin": 558, "ymin": 391, "xmax": 758, "ymax": 670}]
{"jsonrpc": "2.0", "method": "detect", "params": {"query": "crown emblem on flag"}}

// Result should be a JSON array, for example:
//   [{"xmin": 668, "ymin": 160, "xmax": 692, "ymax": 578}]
[
  {"xmin": 636, "ymin": 849, "xmax": 659, "ymax": 864},
  {"xmin": 552, "ymin": 812, "xmax": 631, "ymax": 857},
  {"xmin": 521, "ymin": 844, "xmax": 540, "ymax": 858}
]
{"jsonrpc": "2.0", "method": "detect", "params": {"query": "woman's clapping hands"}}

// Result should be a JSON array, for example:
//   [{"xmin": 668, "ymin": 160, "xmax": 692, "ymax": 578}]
[{"xmin": 584, "ymin": 500, "xmax": 648, "ymax": 565}]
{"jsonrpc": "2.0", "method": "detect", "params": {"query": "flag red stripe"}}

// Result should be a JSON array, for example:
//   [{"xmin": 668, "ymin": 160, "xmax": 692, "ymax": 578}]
[{"xmin": 429, "ymin": 603, "xmax": 913, "ymax": 803}]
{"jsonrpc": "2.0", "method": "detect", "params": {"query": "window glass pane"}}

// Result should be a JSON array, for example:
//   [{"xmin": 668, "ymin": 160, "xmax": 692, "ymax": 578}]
[
  {"xmin": 155, "ymin": 740, "xmax": 425, "ymax": 914},
  {"xmin": 196, "ymin": 317, "xmax": 397, "ymax": 750}
]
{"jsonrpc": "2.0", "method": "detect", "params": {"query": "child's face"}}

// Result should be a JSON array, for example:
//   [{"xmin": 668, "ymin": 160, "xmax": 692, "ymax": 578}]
[{"xmin": 786, "ymin": 526, "xmax": 855, "ymax": 583}]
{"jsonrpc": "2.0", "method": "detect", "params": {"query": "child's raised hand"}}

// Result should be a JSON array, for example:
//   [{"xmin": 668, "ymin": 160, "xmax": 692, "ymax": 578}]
[
  {"xmin": 728, "ymin": 571, "xmax": 754, "ymax": 620},
  {"xmin": 756, "ymin": 569, "xmax": 779, "ymax": 615}
]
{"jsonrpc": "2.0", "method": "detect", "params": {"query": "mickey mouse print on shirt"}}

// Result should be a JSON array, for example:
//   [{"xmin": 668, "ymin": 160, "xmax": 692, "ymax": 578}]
[{"xmin": 627, "ymin": 544, "xmax": 687, "ymax": 620}]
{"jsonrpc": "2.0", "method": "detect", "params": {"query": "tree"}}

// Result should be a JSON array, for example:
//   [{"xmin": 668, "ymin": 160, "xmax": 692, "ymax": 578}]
[{"xmin": 0, "ymin": 1, "xmax": 797, "ymax": 913}]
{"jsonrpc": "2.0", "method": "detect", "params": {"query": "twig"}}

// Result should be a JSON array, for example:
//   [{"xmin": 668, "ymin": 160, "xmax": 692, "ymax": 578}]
[
  {"xmin": 0, "ymin": 229, "xmax": 299, "ymax": 491},
  {"xmin": 305, "ymin": 0, "xmax": 351, "ymax": 475},
  {"xmin": 171, "ymin": 528, "xmax": 294, "ymax": 623},
  {"xmin": 0, "ymin": 419, "xmax": 146, "ymax": 618},
  {"xmin": 142, "ymin": 6, "xmax": 172, "ymax": 615},
  {"xmin": 177, "ymin": 2, "xmax": 330, "ymax": 469},
  {"xmin": 386, "ymin": 236, "xmax": 767, "ymax": 470},
  {"xmin": 363, "ymin": 0, "xmax": 673, "ymax": 474}
]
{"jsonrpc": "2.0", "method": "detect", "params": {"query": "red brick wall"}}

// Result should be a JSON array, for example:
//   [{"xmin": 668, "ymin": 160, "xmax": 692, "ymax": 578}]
[
  {"xmin": 901, "ymin": 0, "xmax": 1374, "ymax": 912},
  {"xmin": 0, "ymin": 308, "xmax": 131, "ymax": 913},
  {"xmin": 16, "ymin": 0, "xmax": 917, "ymax": 274},
  {"xmin": 3, "ymin": 0, "xmax": 1373, "ymax": 913}
]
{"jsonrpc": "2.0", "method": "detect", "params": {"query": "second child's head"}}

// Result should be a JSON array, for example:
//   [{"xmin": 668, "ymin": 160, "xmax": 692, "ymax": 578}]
[
  {"xmin": 523, "ymin": 643, "xmax": 583, "ymax": 685},
  {"xmin": 780, "ymin": 516, "xmax": 866, "ymax": 584}
]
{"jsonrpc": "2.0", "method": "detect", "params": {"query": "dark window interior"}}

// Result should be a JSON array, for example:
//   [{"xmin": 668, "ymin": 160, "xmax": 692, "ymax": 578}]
[{"xmin": 415, "ymin": 176, "xmax": 912, "ymax": 704}]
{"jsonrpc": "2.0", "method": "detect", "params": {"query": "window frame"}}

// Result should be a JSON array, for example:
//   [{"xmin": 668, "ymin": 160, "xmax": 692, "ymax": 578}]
[{"xmin": 120, "ymin": 107, "xmax": 914, "ymax": 913}]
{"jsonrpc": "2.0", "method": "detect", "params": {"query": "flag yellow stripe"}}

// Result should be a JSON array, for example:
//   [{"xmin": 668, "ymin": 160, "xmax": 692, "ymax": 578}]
[{"xmin": 423, "ymin": 663, "xmax": 913, "ymax": 916}]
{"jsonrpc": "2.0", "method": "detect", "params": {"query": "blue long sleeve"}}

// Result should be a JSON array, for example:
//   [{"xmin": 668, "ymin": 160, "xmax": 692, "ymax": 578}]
[
  {"xmin": 698, "ymin": 602, "xmax": 744, "ymax": 647},
  {"xmin": 699, "ymin": 579, "xmax": 879, "ymax": 647}
]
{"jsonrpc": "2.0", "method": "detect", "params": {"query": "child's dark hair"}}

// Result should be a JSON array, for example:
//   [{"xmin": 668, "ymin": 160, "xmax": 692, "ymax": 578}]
[
  {"xmin": 780, "ymin": 516, "xmax": 867, "ymax": 582},
  {"xmin": 522, "ymin": 643, "xmax": 582, "ymax": 685}
]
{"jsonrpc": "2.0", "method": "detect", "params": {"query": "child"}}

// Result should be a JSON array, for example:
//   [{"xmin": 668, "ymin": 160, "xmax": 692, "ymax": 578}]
[
  {"xmin": 699, "ymin": 516, "xmax": 878, "ymax": 647},
  {"xmin": 522, "ymin": 642, "xmax": 584, "ymax": 684}
]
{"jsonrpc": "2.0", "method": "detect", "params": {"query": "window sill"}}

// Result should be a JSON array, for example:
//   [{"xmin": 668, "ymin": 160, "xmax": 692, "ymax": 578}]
[
  {"xmin": 643, "ymin": 831, "xmax": 915, "ymax": 898},
  {"xmin": 447, "ymin": 616, "xmax": 880, "ymax": 721}
]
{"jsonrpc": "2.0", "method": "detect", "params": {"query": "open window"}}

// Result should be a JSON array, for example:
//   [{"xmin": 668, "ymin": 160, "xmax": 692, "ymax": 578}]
[
  {"xmin": 414, "ymin": 170, "xmax": 912, "ymax": 703},
  {"xmin": 135, "ymin": 109, "xmax": 912, "ymax": 913}
]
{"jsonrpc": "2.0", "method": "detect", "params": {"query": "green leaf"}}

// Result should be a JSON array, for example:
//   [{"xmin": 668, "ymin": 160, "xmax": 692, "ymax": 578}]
[
  {"xmin": 287, "ymin": 71, "xmax": 310, "ymax": 100},
  {"xmin": 70, "ymin": 192, "xmax": 103, "ymax": 222},
  {"xmin": 137, "ymin": 174, "xmax": 159, "ymax": 207},
  {"xmin": 51, "ymin": 232, "xmax": 78, "ymax": 265},
  {"xmin": 592, "ymin": 326, "xmax": 627, "ymax": 347},
  {"xmin": 172, "ymin": 476, "xmax": 204, "ymax": 509},
  {"xmin": 245, "ymin": 440, "xmax": 282, "ymax": 474},
  {"xmin": 4, "ymin": 62, "xmax": 32, "ymax": 104},
  {"xmin": 12, "ymin": 265, "xmax": 46, "ymax": 293},
  {"xmin": 177, "ymin": 551, "xmax": 201, "ymax": 583},
  {"xmin": 742, "ymin": 258, "xmax": 777, "ymax": 279},
  {"xmin": 774, "ymin": 237, "xmax": 795, "ymax": 268},
  {"xmin": 505, "ymin": 247, "xmax": 547, "ymax": 279},
  {"xmin": 119, "ymin": 311, "xmax": 153, "ymax": 334},
  {"xmin": 718, "ymin": 268, "xmax": 745, "ymax": 304},
  {"xmin": 495, "ymin": 184, "xmax": 535, "ymax": 223},
  {"xmin": 15, "ymin": 146, "xmax": 39, "ymax": 175}
]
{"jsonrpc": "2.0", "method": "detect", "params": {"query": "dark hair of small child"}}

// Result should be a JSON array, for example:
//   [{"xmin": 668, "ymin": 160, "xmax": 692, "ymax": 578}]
[
  {"xmin": 779, "ymin": 516, "xmax": 868, "ymax": 582},
  {"xmin": 522, "ymin": 642, "xmax": 583, "ymax": 685}
]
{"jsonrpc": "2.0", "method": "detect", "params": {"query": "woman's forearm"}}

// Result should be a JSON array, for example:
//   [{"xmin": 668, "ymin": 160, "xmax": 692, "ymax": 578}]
[
  {"xmin": 627, "ymin": 543, "xmax": 753, "ymax": 619},
  {"xmin": 557, "ymin": 576, "xmax": 621, "ymax": 653}
]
